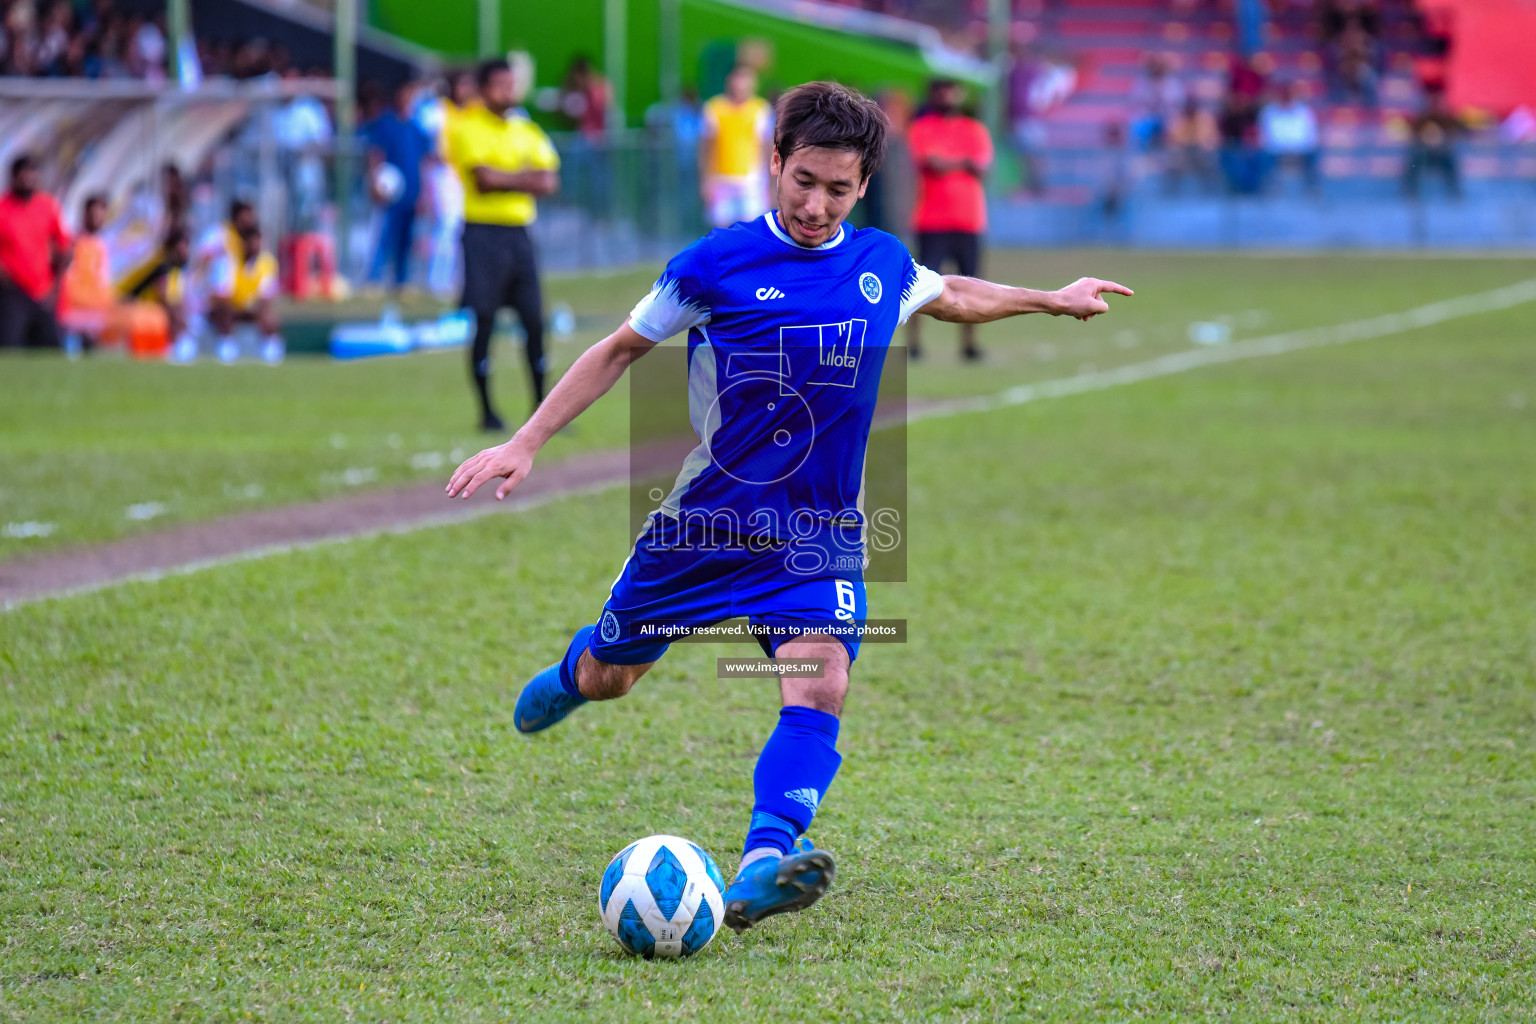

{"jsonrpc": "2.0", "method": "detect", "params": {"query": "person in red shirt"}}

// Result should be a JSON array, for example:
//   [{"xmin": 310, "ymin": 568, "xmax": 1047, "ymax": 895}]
[
  {"xmin": 906, "ymin": 79, "xmax": 993, "ymax": 362},
  {"xmin": 0, "ymin": 154, "xmax": 72, "ymax": 349}
]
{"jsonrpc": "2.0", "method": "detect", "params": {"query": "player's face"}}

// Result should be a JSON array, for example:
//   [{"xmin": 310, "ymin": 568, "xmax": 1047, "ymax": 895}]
[{"xmin": 771, "ymin": 146, "xmax": 868, "ymax": 248}]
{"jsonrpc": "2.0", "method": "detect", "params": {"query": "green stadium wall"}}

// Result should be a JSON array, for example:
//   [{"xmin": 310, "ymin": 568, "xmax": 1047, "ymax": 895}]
[{"xmin": 368, "ymin": 0, "xmax": 956, "ymax": 127}]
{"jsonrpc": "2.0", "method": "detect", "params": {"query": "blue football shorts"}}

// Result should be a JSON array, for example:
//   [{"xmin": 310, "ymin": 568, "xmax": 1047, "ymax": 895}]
[{"xmin": 588, "ymin": 513, "xmax": 869, "ymax": 666}]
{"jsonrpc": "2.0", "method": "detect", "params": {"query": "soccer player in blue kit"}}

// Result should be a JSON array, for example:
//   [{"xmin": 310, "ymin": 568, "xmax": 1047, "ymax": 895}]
[{"xmin": 446, "ymin": 82, "xmax": 1132, "ymax": 934}]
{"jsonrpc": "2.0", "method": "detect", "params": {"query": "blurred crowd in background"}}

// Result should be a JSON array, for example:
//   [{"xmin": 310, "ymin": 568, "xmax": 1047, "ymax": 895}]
[
  {"xmin": 3, "ymin": 0, "xmax": 1533, "ymax": 353},
  {"xmin": 0, "ymin": 0, "xmax": 330, "ymax": 80},
  {"xmin": 0, "ymin": 0, "xmax": 168, "ymax": 79}
]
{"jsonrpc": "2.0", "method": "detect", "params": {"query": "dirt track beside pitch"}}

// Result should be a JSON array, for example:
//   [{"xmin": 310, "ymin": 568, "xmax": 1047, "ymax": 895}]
[{"xmin": 0, "ymin": 448, "xmax": 632, "ymax": 609}]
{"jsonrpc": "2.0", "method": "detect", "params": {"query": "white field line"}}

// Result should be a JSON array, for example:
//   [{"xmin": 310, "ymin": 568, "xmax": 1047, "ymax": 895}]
[
  {"xmin": 909, "ymin": 276, "xmax": 1536, "ymax": 424},
  {"xmin": 1, "ymin": 481, "xmax": 616, "ymax": 611},
  {"xmin": 7, "ymin": 276, "xmax": 1535, "ymax": 610}
]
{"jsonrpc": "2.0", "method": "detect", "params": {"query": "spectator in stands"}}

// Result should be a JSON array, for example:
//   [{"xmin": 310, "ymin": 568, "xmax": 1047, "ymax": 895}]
[
  {"xmin": 1010, "ymin": 49, "xmax": 1076, "ymax": 196},
  {"xmin": 0, "ymin": 0, "xmax": 177, "ymax": 79},
  {"xmin": 1228, "ymin": 54, "xmax": 1267, "ymax": 102},
  {"xmin": 1258, "ymin": 83, "xmax": 1320, "ymax": 194},
  {"xmin": 700, "ymin": 64, "xmax": 773, "ymax": 228},
  {"xmin": 274, "ymin": 70, "xmax": 332, "ymax": 234},
  {"xmin": 208, "ymin": 224, "xmax": 282, "ymax": 363},
  {"xmin": 1403, "ymin": 89, "xmax": 1463, "ymax": 199},
  {"xmin": 560, "ymin": 54, "xmax": 615, "ymax": 222},
  {"xmin": 1130, "ymin": 53, "xmax": 1184, "ymax": 150},
  {"xmin": 124, "ymin": 12, "xmax": 165, "ymax": 82},
  {"xmin": 907, "ymin": 78, "xmax": 992, "ymax": 362},
  {"xmin": 1163, "ymin": 95, "xmax": 1220, "ymax": 195},
  {"xmin": 645, "ymin": 82, "xmax": 705, "ymax": 229},
  {"xmin": 1100, "ymin": 121, "xmax": 1131, "ymax": 221},
  {"xmin": 1320, "ymin": 0, "xmax": 1379, "ymax": 44},
  {"xmin": 0, "ymin": 154, "xmax": 70, "ymax": 348},
  {"xmin": 1, "ymin": 0, "xmax": 38, "ymax": 75},
  {"xmin": 559, "ymin": 54, "xmax": 612, "ymax": 139},
  {"xmin": 58, "ymin": 193, "xmax": 120, "ymax": 351},
  {"xmin": 417, "ymin": 69, "xmax": 476, "ymax": 299},
  {"xmin": 1218, "ymin": 94, "xmax": 1264, "ymax": 195},
  {"xmin": 190, "ymin": 198, "xmax": 257, "ymax": 327},
  {"xmin": 363, "ymin": 79, "xmax": 432, "ymax": 294},
  {"xmin": 122, "ymin": 225, "xmax": 191, "ymax": 342},
  {"xmin": 160, "ymin": 162, "xmax": 188, "ymax": 235},
  {"xmin": 33, "ymin": 1, "xmax": 73, "ymax": 76},
  {"xmin": 1332, "ymin": 23, "xmax": 1379, "ymax": 107},
  {"xmin": 1007, "ymin": 46, "xmax": 1045, "ymax": 195}
]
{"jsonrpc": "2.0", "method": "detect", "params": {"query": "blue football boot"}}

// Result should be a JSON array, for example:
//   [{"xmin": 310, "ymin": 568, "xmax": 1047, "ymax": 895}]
[
  {"xmin": 722, "ymin": 840, "xmax": 836, "ymax": 933},
  {"xmin": 513, "ymin": 662, "xmax": 587, "ymax": 734}
]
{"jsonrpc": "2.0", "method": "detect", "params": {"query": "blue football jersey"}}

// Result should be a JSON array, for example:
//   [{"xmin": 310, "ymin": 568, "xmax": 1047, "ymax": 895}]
[{"xmin": 627, "ymin": 212, "xmax": 944, "ymax": 542}]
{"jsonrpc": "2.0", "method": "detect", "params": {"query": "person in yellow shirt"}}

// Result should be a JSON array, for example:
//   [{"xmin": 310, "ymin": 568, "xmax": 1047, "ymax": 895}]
[
  {"xmin": 209, "ymin": 224, "xmax": 283, "ymax": 364},
  {"xmin": 445, "ymin": 58, "xmax": 560, "ymax": 431},
  {"xmin": 699, "ymin": 65, "xmax": 773, "ymax": 227},
  {"xmin": 124, "ymin": 226, "xmax": 191, "ymax": 338}
]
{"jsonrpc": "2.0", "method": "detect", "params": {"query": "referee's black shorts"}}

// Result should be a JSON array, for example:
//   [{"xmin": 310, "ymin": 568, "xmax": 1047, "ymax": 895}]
[
  {"xmin": 916, "ymin": 231, "xmax": 981, "ymax": 279},
  {"xmin": 460, "ymin": 222, "xmax": 541, "ymax": 317}
]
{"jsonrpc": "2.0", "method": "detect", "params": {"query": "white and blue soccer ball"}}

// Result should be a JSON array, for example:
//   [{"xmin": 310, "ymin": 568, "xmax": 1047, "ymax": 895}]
[{"xmin": 599, "ymin": 835, "xmax": 726, "ymax": 958}]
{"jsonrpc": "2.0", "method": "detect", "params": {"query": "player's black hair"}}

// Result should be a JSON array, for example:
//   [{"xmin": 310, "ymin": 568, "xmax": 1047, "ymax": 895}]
[
  {"xmin": 477, "ymin": 58, "xmax": 511, "ymax": 89},
  {"xmin": 10, "ymin": 153, "xmax": 36, "ymax": 178},
  {"xmin": 163, "ymin": 225, "xmax": 189, "ymax": 250},
  {"xmin": 229, "ymin": 199, "xmax": 254, "ymax": 222},
  {"xmin": 773, "ymin": 81, "xmax": 889, "ymax": 180},
  {"xmin": 84, "ymin": 192, "xmax": 109, "ymax": 210}
]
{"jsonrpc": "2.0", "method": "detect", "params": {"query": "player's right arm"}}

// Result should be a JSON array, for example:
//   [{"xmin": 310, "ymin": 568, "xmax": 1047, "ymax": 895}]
[
  {"xmin": 450, "ymin": 238, "xmax": 713, "ymax": 501},
  {"xmin": 446, "ymin": 322, "xmax": 656, "ymax": 501}
]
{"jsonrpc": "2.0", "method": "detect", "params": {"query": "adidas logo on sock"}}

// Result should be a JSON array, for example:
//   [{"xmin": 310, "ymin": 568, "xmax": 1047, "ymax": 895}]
[{"xmin": 784, "ymin": 788, "xmax": 820, "ymax": 811}]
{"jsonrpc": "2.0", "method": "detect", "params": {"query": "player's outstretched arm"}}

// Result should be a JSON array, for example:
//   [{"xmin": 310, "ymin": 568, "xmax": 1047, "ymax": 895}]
[
  {"xmin": 919, "ymin": 275, "xmax": 1133, "ymax": 323},
  {"xmin": 446, "ymin": 321, "xmax": 655, "ymax": 501}
]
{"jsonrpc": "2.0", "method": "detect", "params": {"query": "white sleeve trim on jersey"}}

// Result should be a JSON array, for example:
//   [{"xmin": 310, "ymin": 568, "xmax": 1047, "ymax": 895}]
[
  {"xmin": 628, "ymin": 277, "xmax": 712, "ymax": 342},
  {"xmin": 897, "ymin": 261, "xmax": 946, "ymax": 325}
]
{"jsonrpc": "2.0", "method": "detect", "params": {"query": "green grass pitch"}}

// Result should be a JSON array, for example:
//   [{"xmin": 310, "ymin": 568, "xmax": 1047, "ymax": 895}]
[{"xmin": 1, "ymin": 254, "xmax": 1533, "ymax": 1020}]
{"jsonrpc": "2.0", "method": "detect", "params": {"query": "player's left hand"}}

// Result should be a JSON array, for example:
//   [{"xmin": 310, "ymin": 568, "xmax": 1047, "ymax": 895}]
[
  {"xmin": 445, "ymin": 440, "xmax": 537, "ymax": 501},
  {"xmin": 1052, "ymin": 277, "xmax": 1134, "ymax": 321}
]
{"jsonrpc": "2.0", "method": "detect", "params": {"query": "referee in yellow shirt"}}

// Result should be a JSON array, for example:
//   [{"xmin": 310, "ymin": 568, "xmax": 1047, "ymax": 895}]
[{"xmin": 445, "ymin": 59, "xmax": 560, "ymax": 431}]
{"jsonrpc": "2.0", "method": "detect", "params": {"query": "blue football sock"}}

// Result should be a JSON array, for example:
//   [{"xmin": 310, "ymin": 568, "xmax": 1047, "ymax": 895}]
[
  {"xmin": 743, "ymin": 705, "xmax": 842, "ymax": 857},
  {"xmin": 558, "ymin": 624, "xmax": 598, "ymax": 698}
]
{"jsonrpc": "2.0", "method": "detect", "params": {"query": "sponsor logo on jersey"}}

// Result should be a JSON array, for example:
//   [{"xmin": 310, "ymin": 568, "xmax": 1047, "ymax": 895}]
[
  {"xmin": 755, "ymin": 286, "xmax": 786, "ymax": 301},
  {"xmin": 783, "ymin": 319, "xmax": 867, "ymax": 388}
]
